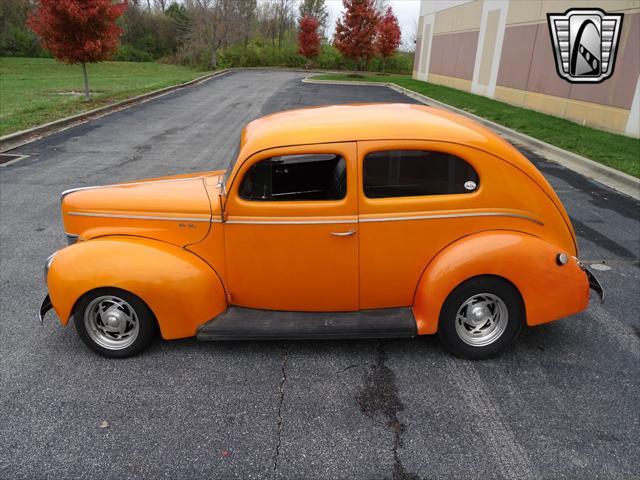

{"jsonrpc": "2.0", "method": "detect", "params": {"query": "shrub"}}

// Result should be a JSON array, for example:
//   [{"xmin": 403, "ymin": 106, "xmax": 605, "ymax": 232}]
[
  {"xmin": 315, "ymin": 44, "xmax": 349, "ymax": 70},
  {"xmin": 218, "ymin": 42, "xmax": 306, "ymax": 69},
  {"xmin": 164, "ymin": 41, "xmax": 212, "ymax": 70},
  {"xmin": 113, "ymin": 44, "xmax": 154, "ymax": 62},
  {"xmin": 0, "ymin": 23, "xmax": 47, "ymax": 57},
  {"xmin": 367, "ymin": 51, "xmax": 413, "ymax": 74},
  {"xmin": 165, "ymin": 39, "xmax": 413, "ymax": 75}
]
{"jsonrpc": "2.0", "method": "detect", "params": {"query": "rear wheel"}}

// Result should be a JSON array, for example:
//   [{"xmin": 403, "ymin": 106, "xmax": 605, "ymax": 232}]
[
  {"xmin": 438, "ymin": 276, "xmax": 524, "ymax": 359},
  {"xmin": 74, "ymin": 288, "xmax": 157, "ymax": 358}
]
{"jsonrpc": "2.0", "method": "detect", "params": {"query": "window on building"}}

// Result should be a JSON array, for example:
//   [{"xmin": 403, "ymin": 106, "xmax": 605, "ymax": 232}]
[
  {"xmin": 363, "ymin": 150, "xmax": 479, "ymax": 198},
  {"xmin": 240, "ymin": 154, "xmax": 346, "ymax": 201}
]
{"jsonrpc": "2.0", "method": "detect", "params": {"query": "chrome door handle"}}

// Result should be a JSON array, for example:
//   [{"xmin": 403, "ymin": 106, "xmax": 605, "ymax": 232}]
[{"xmin": 330, "ymin": 230, "xmax": 356, "ymax": 236}]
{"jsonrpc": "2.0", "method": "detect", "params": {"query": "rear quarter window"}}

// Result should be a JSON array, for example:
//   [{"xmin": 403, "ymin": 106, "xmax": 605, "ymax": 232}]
[{"xmin": 363, "ymin": 150, "xmax": 479, "ymax": 198}]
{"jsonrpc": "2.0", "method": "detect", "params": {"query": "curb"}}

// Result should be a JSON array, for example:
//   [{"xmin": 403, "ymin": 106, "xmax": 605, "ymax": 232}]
[
  {"xmin": 0, "ymin": 69, "xmax": 231, "ymax": 153},
  {"xmin": 303, "ymin": 77, "xmax": 640, "ymax": 201}
]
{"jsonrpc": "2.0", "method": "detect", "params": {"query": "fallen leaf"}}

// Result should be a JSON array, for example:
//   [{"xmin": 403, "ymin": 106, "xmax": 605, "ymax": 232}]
[
  {"xmin": 99, "ymin": 420, "xmax": 109, "ymax": 429},
  {"xmin": 221, "ymin": 450, "xmax": 231, "ymax": 457}
]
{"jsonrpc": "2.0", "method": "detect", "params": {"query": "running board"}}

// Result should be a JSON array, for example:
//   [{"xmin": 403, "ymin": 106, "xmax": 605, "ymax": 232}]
[{"xmin": 196, "ymin": 307, "xmax": 417, "ymax": 341}]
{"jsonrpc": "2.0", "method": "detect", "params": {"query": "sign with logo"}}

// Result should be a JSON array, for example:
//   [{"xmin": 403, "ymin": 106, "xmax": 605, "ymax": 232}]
[{"xmin": 547, "ymin": 8, "xmax": 623, "ymax": 83}]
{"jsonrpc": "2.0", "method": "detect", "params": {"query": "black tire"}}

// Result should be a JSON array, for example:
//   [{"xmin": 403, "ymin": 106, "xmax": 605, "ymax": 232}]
[
  {"xmin": 437, "ymin": 276, "xmax": 524, "ymax": 360},
  {"xmin": 74, "ymin": 287, "xmax": 157, "ymax": 358}
]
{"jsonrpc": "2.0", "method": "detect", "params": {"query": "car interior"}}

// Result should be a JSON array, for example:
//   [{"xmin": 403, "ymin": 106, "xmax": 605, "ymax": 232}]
[{"xmin": 240, "ymin": 153, "xmax": 346, "ymax": 201}]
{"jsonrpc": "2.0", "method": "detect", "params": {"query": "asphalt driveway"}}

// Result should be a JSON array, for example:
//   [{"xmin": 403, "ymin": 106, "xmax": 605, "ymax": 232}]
[{"xmin": 1, "ymin": 70, "xmax": 638, "ymax": 480}]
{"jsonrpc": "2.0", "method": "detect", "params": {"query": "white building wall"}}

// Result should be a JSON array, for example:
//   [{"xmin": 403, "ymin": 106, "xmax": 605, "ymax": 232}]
[
  {"xmin": 416, "ymin": 0, "xmax": 476, "ymax": 82},
  {"xmin": 470, "ymin": 0, "xmax": 509, "ymax": 98}
]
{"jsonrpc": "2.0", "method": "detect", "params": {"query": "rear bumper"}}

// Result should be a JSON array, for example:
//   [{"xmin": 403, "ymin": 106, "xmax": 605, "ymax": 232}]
[
  {"xmin": 584, "ymin": 266, "xmax": 604, "ymax": 303},
  {"xmin": 39, "ymin": 294, "xmax": 53, "ymax": 324}
]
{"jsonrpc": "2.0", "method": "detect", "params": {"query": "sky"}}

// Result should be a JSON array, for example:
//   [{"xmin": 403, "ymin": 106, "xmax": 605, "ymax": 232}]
[{"xmin": 315, "ymin": 0, "xmax": 421, "ymax": 50}]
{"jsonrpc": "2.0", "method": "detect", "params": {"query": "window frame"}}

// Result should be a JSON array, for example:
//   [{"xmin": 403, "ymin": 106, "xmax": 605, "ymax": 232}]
[{"xmin": 225, "ymin": 142, "xmax": 358, "ymax": 219}]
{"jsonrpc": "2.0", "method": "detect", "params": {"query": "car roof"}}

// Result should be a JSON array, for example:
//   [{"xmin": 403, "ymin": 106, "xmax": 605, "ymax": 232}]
[
  {"xmin": 239, "ymin": 103, "xmax": 515, "ymax": 160},
  {"xmin": 233, "ymin": 103, "xmax": 569, "ymax": 229}
]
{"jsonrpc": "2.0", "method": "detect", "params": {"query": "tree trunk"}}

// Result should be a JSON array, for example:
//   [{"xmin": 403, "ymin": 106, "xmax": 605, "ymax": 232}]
[
  {"xmin": 81, "ymin": 62, "xmax": 90, "ymax": 101},
  {"xmin": 382, "ymin": 57, "xmax": 386, "ymax": 73},
  {"xmin": 210, "ymin": 49, "xmax": 217, "ymax": 70}
]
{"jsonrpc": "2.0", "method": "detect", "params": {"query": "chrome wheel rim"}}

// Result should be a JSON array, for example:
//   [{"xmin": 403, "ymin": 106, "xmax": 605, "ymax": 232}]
[
  {"xmin": 84, "ymin": 296, "xmax": 139, "ymax": 350},
  {"xmin": 455, "ymin": 293, "xmax": 508, "ymax": 347}
]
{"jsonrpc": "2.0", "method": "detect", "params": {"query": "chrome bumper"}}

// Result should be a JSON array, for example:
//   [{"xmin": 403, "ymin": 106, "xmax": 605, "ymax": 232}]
[
  {"xmin": 585, "ymin": 267, "xmax": 604, "ymax": 303},
  {"xmin": 573, "ymin": 257, "xmax": 604, "ymax": 303},
  {"xmin": 39, "ymin": 294, "xmax": 53, "ymax": 324},
  {"xmin": 574, "ymin": 256, "xmax": 604, "ymax": 303}
]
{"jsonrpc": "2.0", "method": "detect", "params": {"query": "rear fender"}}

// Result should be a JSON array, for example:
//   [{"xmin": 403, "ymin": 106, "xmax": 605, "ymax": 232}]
[
  {"xmin": 412, "ymin": 231, "xmax": 589, "ymax": 334},
  {"xmin": 47, "ymin": 236, "xmax": 227, "ymax": 339}
]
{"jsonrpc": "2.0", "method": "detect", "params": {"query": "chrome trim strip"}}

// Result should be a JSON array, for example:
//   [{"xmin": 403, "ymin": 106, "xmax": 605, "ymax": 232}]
[
  {"xmin": 359, "ymin": 212, "xmax": 544, "ymax": 226},
  {"xmin": 60, "ymin": 175, "xmax": 217, "ymax": 201},
  {"xmin": 67, "ymin": 212, "xmax": 211, "ymax": 222},
  {"xmin": 223, "ymin": 212, "xmax": 542, "ymax": 226},
  {"xmin": 66, "ymin": 211, "xmax": 541, "ymax": 226},
  {"xmin": 226, "ymin": 218, "xmax": 358, "ymax": 225},
  {"xmin": 60, "ymin": 185, "xmax": 103, "ymax": 200},
  {"xmin": 44, "ymin": 252, "xmax": 57, "ymax": 285}
]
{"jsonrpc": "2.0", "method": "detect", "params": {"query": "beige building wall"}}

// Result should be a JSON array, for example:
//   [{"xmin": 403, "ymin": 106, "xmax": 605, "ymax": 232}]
[{"xmin": 413, "ymin": 0, "xmax": 640, "ymax": 137}]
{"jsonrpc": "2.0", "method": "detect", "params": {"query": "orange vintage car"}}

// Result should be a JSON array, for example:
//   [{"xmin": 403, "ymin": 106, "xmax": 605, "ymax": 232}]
[{"xmin": 40, "ymin": 103, "xmax": 602, "ymax": 359}]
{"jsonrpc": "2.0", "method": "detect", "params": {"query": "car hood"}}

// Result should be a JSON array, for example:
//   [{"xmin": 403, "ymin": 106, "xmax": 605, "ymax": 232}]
[{"xmin": 61, "ymin": 170, "xmax": 225, "ymax": 247}]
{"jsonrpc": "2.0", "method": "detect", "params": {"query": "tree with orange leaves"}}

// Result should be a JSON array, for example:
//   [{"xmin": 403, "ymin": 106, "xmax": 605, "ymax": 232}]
[
  {"xmin": 298, "ymin": 15, "xmax": 321, "ymax": 63},
  {"xmin": 28, "ymin": 0, "xmax": 128, "ymax": 101},
  {"xmin": 334, "ymin": 0, "xmax": 379, "ymax": 71},
  {"xmin": 375, "ymin": 6, "xmax": 401, "ymax": 72}
]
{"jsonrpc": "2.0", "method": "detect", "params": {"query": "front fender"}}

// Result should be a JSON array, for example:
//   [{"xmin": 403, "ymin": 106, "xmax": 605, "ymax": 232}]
[
  {"xmin": 47, "ymin": 236, "xmax": 227, "ymax": 339},
  {"xmin": 412, "ymin": 231, "xmax": 589, "ymax": 335}
]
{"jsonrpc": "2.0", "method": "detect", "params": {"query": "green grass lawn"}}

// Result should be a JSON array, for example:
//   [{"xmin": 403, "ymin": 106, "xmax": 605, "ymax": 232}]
[
  {"xmin": 0, "ymin": 57, "xmax": 207, "ymax": 136},
  {"xmin": 312, "ymin": 73, "xmax": 640, "ymax": 178}
]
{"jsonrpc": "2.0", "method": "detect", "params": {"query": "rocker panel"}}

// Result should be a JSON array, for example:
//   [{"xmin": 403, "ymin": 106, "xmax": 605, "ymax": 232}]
[{"xmin": 197, "ymin": 307, "xmax": 417, "ymax": 340}]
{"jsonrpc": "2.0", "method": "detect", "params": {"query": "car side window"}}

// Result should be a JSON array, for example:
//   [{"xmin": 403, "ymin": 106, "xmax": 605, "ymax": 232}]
[
  {"xmin": 363, "ymin": 150, "xmax": 479, "ymax": 198},
  {"xmin": 240, "ymin": 154, "xmax": 346, "ymax": 201}
]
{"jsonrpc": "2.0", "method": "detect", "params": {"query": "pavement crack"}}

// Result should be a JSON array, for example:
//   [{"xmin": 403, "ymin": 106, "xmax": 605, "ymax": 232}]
[
  {"xmin": 273, "ymin": 345, "xmax": 289, "ymax": 476},
  {"xmin": 356, "ymin": 341, "xmax": 419, "ymax": 480},
  {"xmin": 337, "ymin": 362, "xmax": 366, "ymax": 374}
]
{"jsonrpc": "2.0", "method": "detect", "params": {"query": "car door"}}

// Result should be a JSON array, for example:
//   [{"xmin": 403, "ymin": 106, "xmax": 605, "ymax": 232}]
[
  {"xmin": 224, "ymin": 142, "xmax": 359, "ymax": 312},
  {"xmin": 357, "ymin": 140, "xmax": 484, "ymax": 309}
]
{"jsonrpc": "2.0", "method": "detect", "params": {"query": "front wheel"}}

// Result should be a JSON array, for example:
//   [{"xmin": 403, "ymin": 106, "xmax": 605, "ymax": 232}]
[
  {"xmin": 74, "ymin": 288, "xmax": 157, "ymax": 358},
  {"xmin": 438, "ymin": 276, "xmax": 524, "ymax": 359}
]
